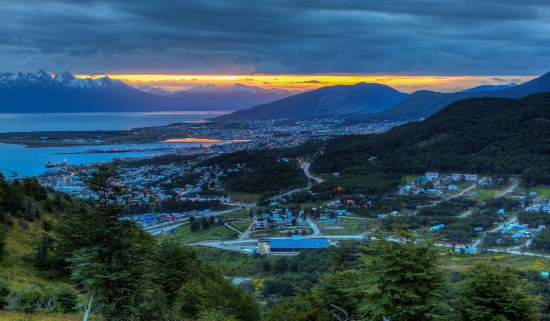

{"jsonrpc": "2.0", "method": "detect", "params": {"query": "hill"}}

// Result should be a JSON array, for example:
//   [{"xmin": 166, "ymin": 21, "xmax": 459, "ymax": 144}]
[
  {"xmin": 214, "ymin": 83, "xmax": 408, "ymax": 121},
  {"xmin": 0, "ymin": 71, "xmax": 290, "ymax": 113},
  {"xmin": 463, "ymin": 82, "xmax": 517, "ymax": 92},
  {"xmin": 216, "ymin": 72, "xmax": 550, "ymax": 122},
  {"xmin": 311, "ymin": 93, "xmax": 550, "ymax": 195},
  {"xmin": 368, "ymin": 72, "xmax": 550, "ymax": 121}
]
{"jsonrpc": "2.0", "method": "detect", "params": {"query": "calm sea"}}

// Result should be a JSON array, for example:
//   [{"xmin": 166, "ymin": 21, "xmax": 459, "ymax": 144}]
[
  {"xmin": 0, "ymin": 111, "xmax": 229, "ymax": 132},
  {"xmin": 0, "ymin": 112, "xmax": 231, "ymax": 177}
]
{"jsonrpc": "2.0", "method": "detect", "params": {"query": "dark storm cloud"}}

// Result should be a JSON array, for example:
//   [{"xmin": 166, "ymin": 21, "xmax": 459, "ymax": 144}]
[{"xmin": 0, "ymin": 0, "xmax": 549, "ymax": 75}]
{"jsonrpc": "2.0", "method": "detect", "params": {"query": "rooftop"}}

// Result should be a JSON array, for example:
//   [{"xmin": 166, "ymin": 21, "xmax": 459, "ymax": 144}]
[{"xmin": 265, "ymin": 237, "xmax": 329, "ymax": 249}]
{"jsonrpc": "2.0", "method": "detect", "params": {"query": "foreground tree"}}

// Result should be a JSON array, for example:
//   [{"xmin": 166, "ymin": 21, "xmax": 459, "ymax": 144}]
[
  {"xmin": 267, "ymin": 291, "xmax": 331, "ymax": 321},
  {"xmin": 457, "ymin": 263, "xmax": 540, "ymax": 321},
  {"xmin": 57, "ymin": 164, "xmax": 260, "ymax": 320},
  {"xmin": 361, "ymin": 232, "xmax": 447, "ymax": 320},
  {"xmin": 59, "ymin": 164, "xmax": 154, "ymax": 320},
  {"xmin": 313, "ymin": 269, "xmax": 365, "ymax": 319}
]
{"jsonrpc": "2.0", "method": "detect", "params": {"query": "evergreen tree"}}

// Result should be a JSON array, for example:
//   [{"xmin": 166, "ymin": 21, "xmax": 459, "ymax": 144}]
[
  {"xmin": 267, "ymin": 291, "xmax": 331, "ymax": 321},
  {"xmin": 33, "ymin": 233, "xmax": 54, "ymax": 269},
  {"xmin": 457, "ymin": 263, "xmax": 540, "ymax": 321},
  {"xmin": 174, "ymin": 275, "xmax": 260, "ymax": 321},
  {"xmin": 361, "ymin": 232, "xmax": 446, "ymax": 320},
  {"xmin": 60, "ymin": 164, "xmax": 154, "ymax": 320},
  {"xmin": 0, "ymin": 225, "xmax": 6, "ymax": 260},
  {"xmin": 313, "ymin": 269, "xmax": 365, "ymax": 318},
  {"xmin": 154, "ymin": 240, "xmax": 202, "ymax": 304}
]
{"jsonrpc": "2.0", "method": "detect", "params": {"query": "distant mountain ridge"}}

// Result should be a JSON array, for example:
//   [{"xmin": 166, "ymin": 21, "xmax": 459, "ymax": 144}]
[
  {"xmin": 0, "ymin": 71, "xmax": 291, "ymax": 113},
  {"xmin": 0, "ymin": 70, "xmax": 128, "ymax": 90},
  {"xmin": 463, "ymin": 82, "xmax": 517, "ymax": 92},
  {"xmin": 215, "ymin": 83, "xmax": 408, "ymax": 121},
  {"xmin": 137, "ymin": 83, "xmax": 290, "ymax": 96},
  {"xmin": 214, "ymin": 72, "xmax": 550, "ymax": 122},
  {"xmin": 368, "ymin": 73, "xmax": 550, "ymax": 121}
]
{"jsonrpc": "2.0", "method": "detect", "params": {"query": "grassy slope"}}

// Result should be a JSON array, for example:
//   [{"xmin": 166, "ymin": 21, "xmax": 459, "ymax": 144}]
[
  {"xmin": 0, "ymin": 216, "xmax": 89, "ymax": 320},
  {"xmin": 168, "ymin": 224, "xmax": 238, "ymax": 243},
  {"xmin": 0, "ymin": 218, "xmax": 64, "ymax": 288}
]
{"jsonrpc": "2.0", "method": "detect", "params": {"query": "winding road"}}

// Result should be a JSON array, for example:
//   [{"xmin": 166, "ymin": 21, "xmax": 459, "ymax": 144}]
[{"xmin": 268, "ymin": 161, "xmax": 323, "ymax": 201}]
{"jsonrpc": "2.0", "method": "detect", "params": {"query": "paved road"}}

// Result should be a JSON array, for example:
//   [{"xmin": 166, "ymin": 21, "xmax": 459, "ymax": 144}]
[
  {"xmin": 145, "ymin": 208, "xmax": 241, "ymax": 235},
  {"xmin": 307, "ymin": 217, "xmax": 322, "ymax": 236},
  {"xmin": 239, "ymin": 221, "xmax": 256, "ymax": 240},
  {"xmin": 224, "ymin": 223, "xmax": 243, "ymax": 236},
  {"xmin": 302, "ymin": 161, "xmax": 323, "ymax": 184},
  {"xmin": 458, "ymin": 209, "xmax": 475, "ymax": 218},
  {"xmin": 269, "ymin": 186, "xmax": 310, "ymax": 201},
  {"xmin": 268, "ymin": 161, "xmax": 323, "ymax": 201},
  {"xmin": 510, "ymin": 238, "xmax": 533, "ymax": 251},
  {"xmin": 459, "ymin": 178, "xmax": 518, "ymax": 218},
  {"xmin": 449, "ymin": 177, "xmax": 487, "ymax": 200},
  {"xmin": 494, "ymin": 178, "xmax": 520, "ymax": 198},
  {"xmin": 470, "ymin": 216, "xmax": 517, "ymax": 248},
  {"xmin": 486, "ymin": 247, "xmax": 550, "ymax": 258},
  {"xmin": 489, "ymin": 216, "xmax": 518, "ymax": 233},
  {"xmin": 418, "ymin": 178, "xmax": 486, "ymax": 209}
]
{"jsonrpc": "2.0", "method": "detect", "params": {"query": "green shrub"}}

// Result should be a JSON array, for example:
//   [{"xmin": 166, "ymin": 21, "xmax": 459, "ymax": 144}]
[
  {"xmin": 0, "ymin": 281, "xmax": 10, "ymax": 308},
  {"xmin": 41, "ymin": 219, "xmax": 53, "ymax": 232},
  {"xmin": 0, "ymin": 225, "xmax": 6, "ymax": 260},
  {"xmin": 52, "ymin": 284, "xmax": 79, "ymax": 312},
  {"xmin": 8, "ymin": 285, "xmax": 46, "ymax": 312}
]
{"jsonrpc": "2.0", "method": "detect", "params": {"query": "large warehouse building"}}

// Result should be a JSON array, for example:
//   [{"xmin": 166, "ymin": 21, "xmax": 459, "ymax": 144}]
[{"xmin": 258, "ymin": 236, "xmax": 330, "ymax": 254}]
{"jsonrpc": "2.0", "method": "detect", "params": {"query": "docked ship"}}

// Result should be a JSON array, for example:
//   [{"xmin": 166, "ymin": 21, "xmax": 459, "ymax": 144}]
[{"xmin": 45, "ymin": 159, "xmax": 67, "ymax": 168}]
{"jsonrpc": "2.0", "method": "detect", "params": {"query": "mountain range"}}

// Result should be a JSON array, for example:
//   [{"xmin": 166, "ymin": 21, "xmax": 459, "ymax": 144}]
[
  {"xmin": 2, "ymin": 70, "xmax": 549, "ymax": 121},
  {"xmin": 215, "ymin": 72, "xmax": 550, "ymax": 122},
  {"xmin": 214, "ymin": 83, "xmax": 409, "ymax": 121},
  {"xmin": 311, "ymin": 92, "xmax": 550, "ymax": 194},
  {"xmin": 368, "ymin": 73, "xmax": 550, "ymax": 121},
  {"xmin": 0, "ymin": 71, "xmax": 291, "ymax": 113},
  {"xmin": 137, "ymin": 83, "xmax": 289, "ymax": 96}
]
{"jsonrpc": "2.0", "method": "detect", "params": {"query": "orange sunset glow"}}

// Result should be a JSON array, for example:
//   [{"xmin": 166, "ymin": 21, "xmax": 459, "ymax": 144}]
[
  {"xmin": 163, "ymin": 138, "xmax": 222, "ymax": 143},
  {"xmin": 76, "ymin": 74, "xmax": 536, "ymax": 93}
]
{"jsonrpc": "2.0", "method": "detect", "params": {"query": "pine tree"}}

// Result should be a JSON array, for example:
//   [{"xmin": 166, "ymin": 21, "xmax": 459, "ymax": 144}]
[
  {"xmin": 60, "ymin": 164, "xmax": 154, "ymax": 320},
  {"xmin": 361, "ymin": 232, "xmax": 446, "ymax": 320},
  {"xmin": 457, "ymin": 263, "xmax": 540, "ymax": 321}
]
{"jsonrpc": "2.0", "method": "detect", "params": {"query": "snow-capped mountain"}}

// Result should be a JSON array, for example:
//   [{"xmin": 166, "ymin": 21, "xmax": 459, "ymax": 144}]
[
  {"xmin": 0, "ymin": 70, "xmax": 293, "ymax": 113},
  {"xmin": 0, "ymin": 70, "xmax": 127, "ymax": 90},
  {"xmin": 184, "ymin": 83, "xmax": 290, "ymax": 95},
  {"xmin": 136, "ymin": 86, "xmax": 173, "ymax": 96},
  {"xmin": 137, "ymin": 83, "xmax": 290, "ymax": 95}
]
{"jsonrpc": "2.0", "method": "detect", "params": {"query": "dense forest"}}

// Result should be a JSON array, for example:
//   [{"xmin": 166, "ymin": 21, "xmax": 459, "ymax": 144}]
[
  {"xmin": 0, "ymin": 166, "xmax": 259, "ymax": 321},
  {"xmin": 202, "ymin": 150, "xmax": 308, "ymax": 193},
  {"xmin": 312, "ymin": 93, "xmax": 550, "ymax": 195}
]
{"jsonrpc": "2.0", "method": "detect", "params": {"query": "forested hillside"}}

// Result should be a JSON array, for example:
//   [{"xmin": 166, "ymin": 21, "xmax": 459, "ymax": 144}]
[
  {"xmin": 202, "ymin": 150, "xmax": 308, "ymax": 193},
  {"xmin": 312, "ymin": 93, "xmax": 550, "ymax": 194},
  {"xmin": 0, "ymin": 166, "xmax": 259, "ymax": 321}
]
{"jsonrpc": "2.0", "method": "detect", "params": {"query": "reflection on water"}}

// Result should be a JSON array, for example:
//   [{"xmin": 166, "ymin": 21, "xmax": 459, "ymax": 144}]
[
  {"xmin": 0, "ymin": 141, "xmax": 224, "ymax": 177},
  {"xmin": 164, "ymin": 137, "xmax": 221, "ymax": 143},
  {"xmin": 163, "ymin": 137, "xmax": 251, "ymax": 143}
]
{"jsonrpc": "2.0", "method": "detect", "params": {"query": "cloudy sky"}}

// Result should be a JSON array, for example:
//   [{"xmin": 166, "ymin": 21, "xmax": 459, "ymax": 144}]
[{"xmin": 1, "ymin": 0, "xmax": 549, "ymax": 91}]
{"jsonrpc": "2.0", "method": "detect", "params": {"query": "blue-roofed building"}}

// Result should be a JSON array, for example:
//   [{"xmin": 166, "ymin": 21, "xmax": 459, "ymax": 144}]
[
  {"xmin": 258, "ymin": 237, "xmax": 330, "ymax": 254},
  {"xmin": 430, "ymin": 224, "xmax": 445, "ymax": 231}
]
